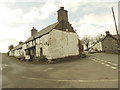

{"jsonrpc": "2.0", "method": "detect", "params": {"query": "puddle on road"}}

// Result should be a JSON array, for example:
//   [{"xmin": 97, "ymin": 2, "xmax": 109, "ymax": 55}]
[{"xmin": 1, "ymin": 64, "xmax": 8, "ymax": 70}]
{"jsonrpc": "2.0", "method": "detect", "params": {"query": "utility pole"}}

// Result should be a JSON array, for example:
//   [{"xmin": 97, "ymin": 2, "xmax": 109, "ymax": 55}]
[{"xmin": 111, "ymin": 7, "xmax": 120, "ymax": 53}]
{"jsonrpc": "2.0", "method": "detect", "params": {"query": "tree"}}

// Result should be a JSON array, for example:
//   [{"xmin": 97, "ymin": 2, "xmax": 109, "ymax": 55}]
[
  {"xmin": 94, "ymin": 34, "xmax": 105, "ymax": 42},
  {"xmin": 9, "ymin": 45, "xmax": 14, "ymax": 51},
  {"xmin": 82, "ymin": 35, "xmax": 91, "ymax": 50}
]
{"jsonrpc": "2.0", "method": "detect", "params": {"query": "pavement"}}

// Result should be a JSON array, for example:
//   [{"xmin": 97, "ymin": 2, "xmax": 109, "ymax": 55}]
[{"xmin": 1, "ymin": 53, "xmax": 118, "ymax": 88}]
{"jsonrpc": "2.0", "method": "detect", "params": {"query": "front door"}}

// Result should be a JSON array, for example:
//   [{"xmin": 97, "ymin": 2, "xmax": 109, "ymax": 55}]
[{"xmin": 40, "ymin": 48, "xmax": 43, "ymax": 56}]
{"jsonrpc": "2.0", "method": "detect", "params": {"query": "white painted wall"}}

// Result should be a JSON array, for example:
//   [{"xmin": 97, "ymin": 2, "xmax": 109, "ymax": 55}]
[
  {"xmin": 47, "ymin": 29, "xmax": 79, "ymax": 59},
  {"xmin": 23, "ymin": 29, "xmax": 79, "ymax": 60},
  {"xmin": 36, "ymin": 35, "xmax": 49, "ymax": 57},
  {"xmin": 13, "ymin": 48, "xmax": 24, "ymax": 57},
  {"xmin": 22, "ymin": 44, "xmax": 26, "ymax": 56},
  {"xmin": 92, "ymin": 42, "xmax": 103, "ymax": 51},
  {"xmin": 9, "ymin": 50, "xmax": 14, "ymax": 56},
  {"xmin": 14, "ymin": 49, "xmax": 20, "ymax": 57}
]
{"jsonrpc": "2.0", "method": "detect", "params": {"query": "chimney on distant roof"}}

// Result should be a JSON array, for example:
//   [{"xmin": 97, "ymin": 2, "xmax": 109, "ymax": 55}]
[
  {"xmin": 31, "ymin": 27, "xmax": 38, "ymax": 36},
  {"xmin": 19, "ymin": 41, "xmax": 23, "ymax": 45},
  {"xmin": 57, "ymin": 7, "xmax": 68, "ymax": 22},
  {"xmin": 105, "ymin": 31, "xmax": 110, "ymax": 35}
]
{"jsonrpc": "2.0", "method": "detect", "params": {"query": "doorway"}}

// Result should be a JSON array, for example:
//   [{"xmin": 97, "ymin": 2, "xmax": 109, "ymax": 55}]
[{"xmin": 40, "ymin": 48, "xmax": 43, "ymax": 56}]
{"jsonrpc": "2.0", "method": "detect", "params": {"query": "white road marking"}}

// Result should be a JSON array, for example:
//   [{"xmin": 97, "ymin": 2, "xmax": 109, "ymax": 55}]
[
  {"xmin": 101, "ymin": 63, "xmax": 105, "ymax": 64},
  {"xmin": 113, "ymin": 64, "xmax": 118, "ymax": 66},
  {"xmin": 57, "ymin": 79, "xmax": 118, "ymax": 82},
  {"xmin": 22, "ymin": 76, "xmax": 118, "ymax": 82},
  {"xmin": 91, "ymin": 59, "xmax": 96, "ymax": 61},
  {"xmin": 43, "ymin": 68, "xmax": 54, "ymax": 71},
  {"xmin": 1, "ymin": 64, "xmax": 8, "ymax": 70},
  {"xmin": 91, "ymin": 58, "xmax": 118, "ymax": 70},
  {"xmin": 111, "ymin": 66, "xmax": 117, "ymax": 70}
]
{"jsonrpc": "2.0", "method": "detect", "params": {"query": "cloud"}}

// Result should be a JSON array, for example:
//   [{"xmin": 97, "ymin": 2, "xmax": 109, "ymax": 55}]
[
  {"xmin": 0, "ymin": 21, "xmax": 31, "ymax": 52},
  {"xmin": 38, "ymin": 0, "xmax": 58, "ymax": 20},
  {"xmin": 59, "ymin": 0, "xmax": 81, "ymax": 12},
  {"xmin": 0, "ymin": 1, "xmax": 118, "ymax": 52},
  {"xmin": 0, "ymin": 38, "xmax": 18, "ymax": 53},
  {"xmin": 23, "ymin": 7, "xmax": 39, "ymax": 22},
  {"xmin": 71, "ymin": 12, "xmax": 118, "ymax": 39}
]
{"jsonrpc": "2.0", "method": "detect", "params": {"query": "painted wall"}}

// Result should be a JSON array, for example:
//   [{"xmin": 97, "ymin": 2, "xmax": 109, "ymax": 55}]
[
  {"xmin": 14, "ymin": 49, "xmax": 22, "ymax": 57},
  {"xmin": 9, "ymin": 50, "xmax": 14, "ymax": 56},
  {"xmin": 47, "ymin": 29, "xmax": 79, "ymax": 60},
  {"xmin": 102, "ymin": 36, "xmax": 118, "ymax": 52},
  {"xmin": 22, "ymin": 44, "xmax": 26, "ymax": 56},
  {"xmin": 36, "ymin": 35, "xmax": 49, "ymax": 57},
  {"xmin": 23, "ymin": 29, "xmax": 80, "ymax": 60},
  {"xmin": 92, "ymin": 42, "xmax": 102, "ymax": 51}
]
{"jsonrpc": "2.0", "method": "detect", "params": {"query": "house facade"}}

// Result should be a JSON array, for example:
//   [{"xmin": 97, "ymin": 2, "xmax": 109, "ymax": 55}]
[
  {"xmin": 9, "ymin": 7, "xmax": 83, "ymax": 62},
  {"xmin": 101, "ymin": 31, "xmax": 118, "ymax": 53},
  {"xmin": 92, "ymin": 41, "xmax": 103, "ymax": 51},
  {"xmin": 91, "ymin": 31, "xmax": 118, "ymax": 53}
]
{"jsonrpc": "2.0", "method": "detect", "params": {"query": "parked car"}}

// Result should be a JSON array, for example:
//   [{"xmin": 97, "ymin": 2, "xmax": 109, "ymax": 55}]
[{"xmin": 88, "ymin": 49, "xmax": 96, "ymax": 54}]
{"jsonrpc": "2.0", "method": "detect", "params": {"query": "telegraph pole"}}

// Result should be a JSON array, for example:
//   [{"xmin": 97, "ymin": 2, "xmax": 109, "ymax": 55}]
[{"xmin": 111, "ymin": 7, "xmax": 120, "ymax": 53}]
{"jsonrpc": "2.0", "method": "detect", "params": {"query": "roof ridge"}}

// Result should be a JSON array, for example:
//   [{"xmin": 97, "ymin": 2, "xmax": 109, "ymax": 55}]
[{"xmin": 25, "ymin": 22, "xmax": 58, "ymax": 43}]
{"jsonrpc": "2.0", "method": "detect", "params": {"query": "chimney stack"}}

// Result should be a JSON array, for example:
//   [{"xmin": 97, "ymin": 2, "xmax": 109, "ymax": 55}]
[
  {"xmin": 105, "ymin": 31, "xmax": 110, "ymax": 35},
  {"xmin": 19, "ymin": 41, "xmax": 23, "ymax": 45},
  {"xmin": 31, "ymin": 27, "xmax": 38, "ymax": 36},
  {"xmin": 57, "ymin": 7, "xmax": 68, "ymax": 22}
]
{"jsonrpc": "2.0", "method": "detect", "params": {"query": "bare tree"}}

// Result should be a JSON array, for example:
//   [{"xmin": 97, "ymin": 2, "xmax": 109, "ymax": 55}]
[
  {"xmin": 94, "ymin": 34, "xmax": 105, "ymax": 42},
  {"xmin": 82, "ymin": 36, "xmax": 91, "ymax": 50},
  {"xmin": 82, "ymin": 34, "xmax": 105, "ymax": 50}
]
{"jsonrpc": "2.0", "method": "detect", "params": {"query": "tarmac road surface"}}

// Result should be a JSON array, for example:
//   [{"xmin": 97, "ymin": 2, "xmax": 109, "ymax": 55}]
[{"xmin": 2, "ymin": 53, "xmax": 118, "ymax": 88}]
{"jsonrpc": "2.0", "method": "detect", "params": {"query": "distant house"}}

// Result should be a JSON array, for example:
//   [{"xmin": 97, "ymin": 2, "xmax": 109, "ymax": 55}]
[
  {"xmin": 9, "ymin": 7, "xmax": 83, "ymax": 62},
  {"xmin": 92, "ymin": 31, "xmax": 119, "ymax": 53},
  {"xmin": 8, "ymin": 50, "xmax": 14, "ymax": 56},
  {"xmin": 9, "ymin": 42, "xmax": 24, "ymax": 57},
  {"xmin": 8, "ymin": 45, "xmax": 14, "ymax": 56}
]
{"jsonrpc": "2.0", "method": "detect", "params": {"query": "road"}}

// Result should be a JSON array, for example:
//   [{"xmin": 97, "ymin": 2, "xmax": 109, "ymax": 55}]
[{"xmin": 1, "ymin": 53, "xmax": 118, "ymax": 88}]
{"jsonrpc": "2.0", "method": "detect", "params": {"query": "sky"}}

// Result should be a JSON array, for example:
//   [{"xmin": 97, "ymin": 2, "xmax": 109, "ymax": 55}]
[{"xmin": 0, "ymin": 0, "xmax": 119, "ymax": 53}]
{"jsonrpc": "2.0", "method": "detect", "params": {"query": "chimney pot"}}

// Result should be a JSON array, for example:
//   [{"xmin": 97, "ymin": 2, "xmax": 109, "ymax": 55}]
[
  {"xmin": 60, "ymin": 7, "xmax": 64, "ymax": 9},
  {"xmin": 19, "ymin": 41, "xmax": 23, "ymax": 45},
  {"xmin": 105, "ymin": 31, "xmax": 110, "ymax": 35}
]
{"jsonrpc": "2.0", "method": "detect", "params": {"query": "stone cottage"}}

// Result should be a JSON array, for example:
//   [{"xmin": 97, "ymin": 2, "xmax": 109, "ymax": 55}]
[
  {"xmin": 91, "ymin": 31, "xmax": 119, "ymax": 53},
  {"xmin": 9, "ymin": 7, "xmax": 83, "ymax": 62}
]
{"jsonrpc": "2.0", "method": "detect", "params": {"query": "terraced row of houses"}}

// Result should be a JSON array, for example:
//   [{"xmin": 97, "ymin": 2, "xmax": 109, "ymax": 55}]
[{"xmin": 8, "ymin": 7, "xmax": 83, "ymax": 62}]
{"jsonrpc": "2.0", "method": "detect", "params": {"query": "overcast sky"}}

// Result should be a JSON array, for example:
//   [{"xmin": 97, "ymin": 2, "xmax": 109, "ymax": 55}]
[{"xmin": 0, "ymin": 0, "xmax": 119, "ymax": 53}]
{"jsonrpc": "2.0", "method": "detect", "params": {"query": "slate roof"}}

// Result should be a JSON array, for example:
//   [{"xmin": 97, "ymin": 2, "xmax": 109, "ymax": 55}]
[
  {"xmin": 101, "ymin": 34, "xmax": 118, "ymax": 41},
  {"xmin": 25, "ymin": 22, "xmax": 59, "ymax": 43},
  {"xmin": 91, "ymin": 34, "xmax": 118, "ymax": 48},
  {"xmin": 12, "ymin": 44, "xmax": 22, "ymax": 50}
]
